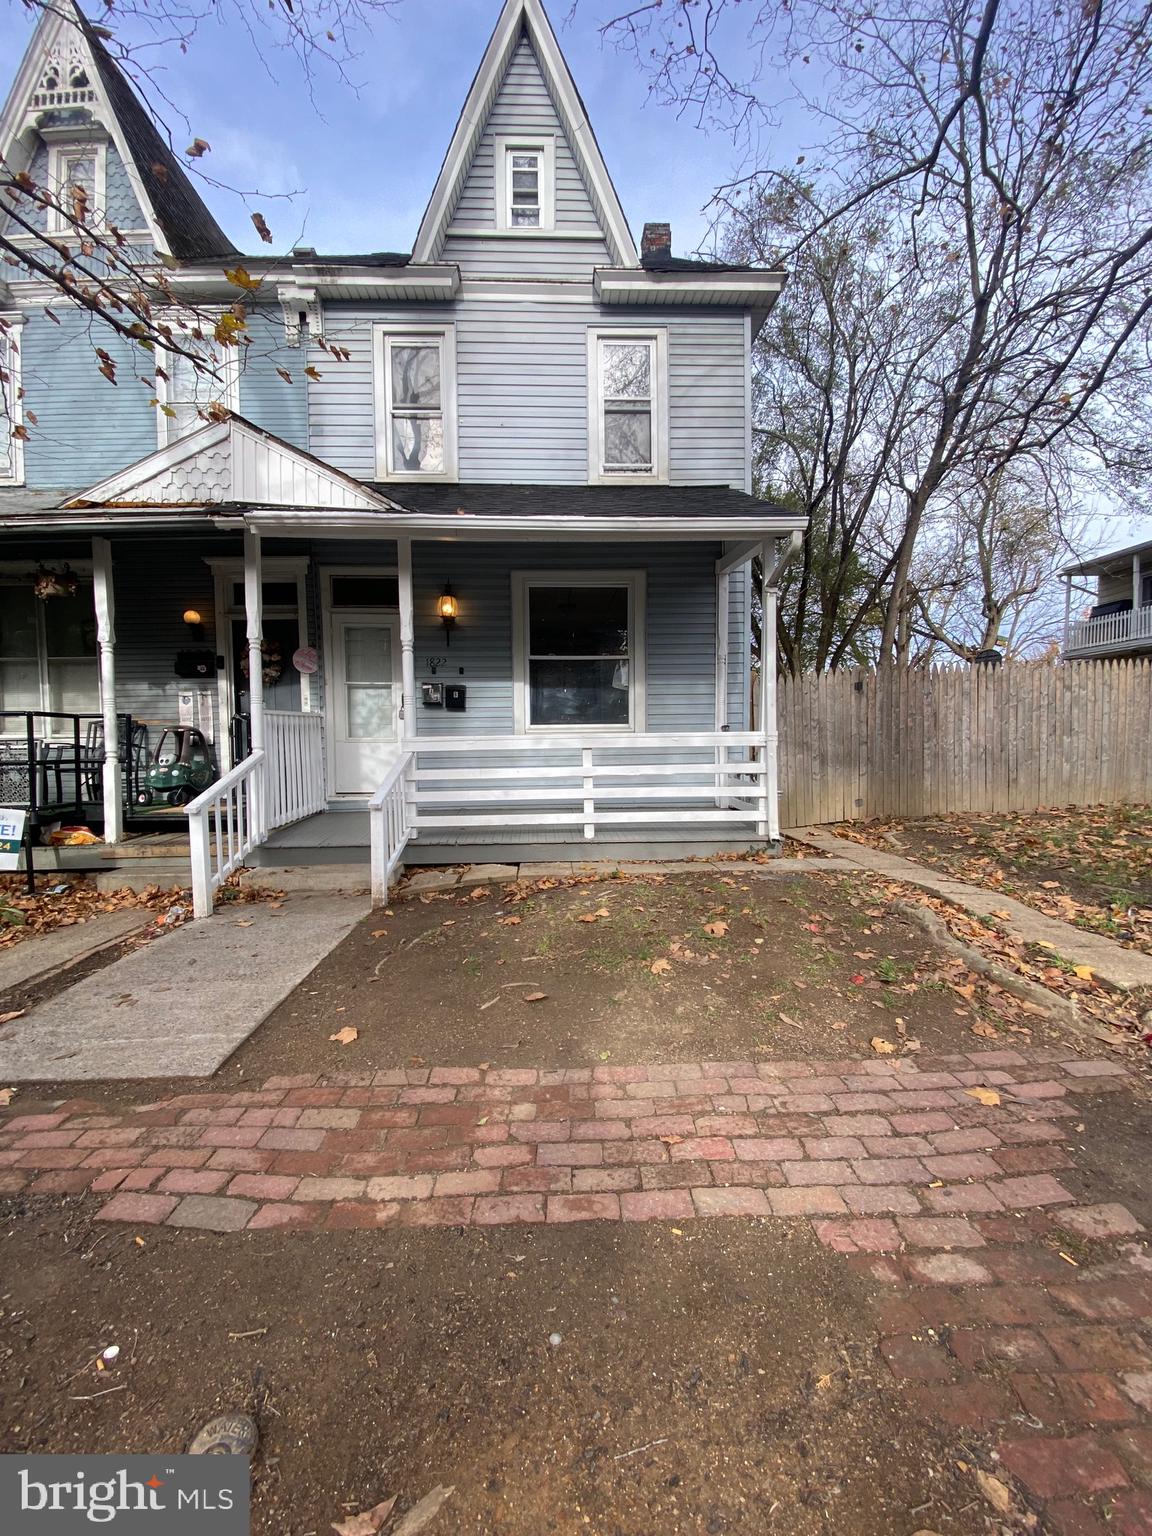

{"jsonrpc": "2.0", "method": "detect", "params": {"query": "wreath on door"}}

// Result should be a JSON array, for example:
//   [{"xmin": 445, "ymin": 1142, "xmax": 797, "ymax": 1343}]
[{"xmin": 240, "ymin": 639, "xmax": 284, "ymax": 687}]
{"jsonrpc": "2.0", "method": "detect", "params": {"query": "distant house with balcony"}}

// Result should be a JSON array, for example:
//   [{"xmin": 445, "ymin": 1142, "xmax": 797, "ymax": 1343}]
[{"xmin": 1061, "ymin": 538, "xmax": 1152, "ymax": 660}]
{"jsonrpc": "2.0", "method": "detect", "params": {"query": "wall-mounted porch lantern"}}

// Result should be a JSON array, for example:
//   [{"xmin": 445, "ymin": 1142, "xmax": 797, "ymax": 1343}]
[
  {"xmin": 183, "ymin": 607, "xmax": 206, "ymax": 641},
  {"xmin": 437, "ymin": 582, "xmax": 459, "ymax": 644}
]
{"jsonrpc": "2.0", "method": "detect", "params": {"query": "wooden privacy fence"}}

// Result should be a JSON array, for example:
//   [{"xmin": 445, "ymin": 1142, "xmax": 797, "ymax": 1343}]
[{"xmin": 778, "ymin": 659, "xmax": 1152, "ymax": 827}]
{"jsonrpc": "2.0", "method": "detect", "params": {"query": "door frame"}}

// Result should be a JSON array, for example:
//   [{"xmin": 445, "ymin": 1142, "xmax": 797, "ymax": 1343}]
[
  {"xmin": 321, "ymin": 566, "xmax": 401, "ymax": 799},
  {"xmin": 206, "ymin": 556, "xmax": 310, "ymax": 769}
]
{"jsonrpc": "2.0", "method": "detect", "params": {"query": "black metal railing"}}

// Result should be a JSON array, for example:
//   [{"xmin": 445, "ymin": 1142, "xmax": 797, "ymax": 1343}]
[{"xmin": 0, "ymin": 710, "xmax": 148, "ymax": 821}]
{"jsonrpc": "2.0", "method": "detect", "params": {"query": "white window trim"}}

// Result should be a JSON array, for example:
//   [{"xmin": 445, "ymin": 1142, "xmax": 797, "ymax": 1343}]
[
  {"xmin": 494, "ymin": 134, "xmax": 555, "ymax": 232},
  {"xmin": 511, "ymin": 570, "xmax": 647, "ymax": 735},
  {"xmin": 0, "ymin": 560, "xmax": 97, "ymax": 729},
  {"xmin": 373, "ymin": 323, "xmax": 458, "ymax": 482},
  {"xmin": 155, "ymin": 327, "xmax": 241, "ymax": 448},
  {"xmin": 46, "ymin": 141, "xmax": 107, "ymax": 235},
  {"xmin": 0, "ymin": 314, "xmax": 25, "ymax": 487},
  {"xmin": 587, "ymin": 329, "xmax": 669, "ymax": 484}
]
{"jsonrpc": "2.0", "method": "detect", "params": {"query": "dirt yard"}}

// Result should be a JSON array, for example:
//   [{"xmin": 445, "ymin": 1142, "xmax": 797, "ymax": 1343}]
[{"xmin": 834, "ymin": 806, "xmax": 1152, "ymax": 954}]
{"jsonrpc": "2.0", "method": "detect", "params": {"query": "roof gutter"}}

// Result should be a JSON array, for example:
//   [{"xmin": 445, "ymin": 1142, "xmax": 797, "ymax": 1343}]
[{"xmin": 224, "ymin": 509, "xmax": 809, "ymax": 541}]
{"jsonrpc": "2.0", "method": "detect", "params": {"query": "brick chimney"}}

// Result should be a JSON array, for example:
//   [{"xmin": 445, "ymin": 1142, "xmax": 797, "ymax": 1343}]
[{"xmin": 641, "ymin": 222, "xmax": 672, "ymax": 261}]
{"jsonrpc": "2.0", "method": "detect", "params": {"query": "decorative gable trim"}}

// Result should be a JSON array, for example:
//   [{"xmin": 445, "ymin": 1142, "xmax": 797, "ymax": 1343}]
[
  {"xmin": 63, "ymin": 415, "xmax": 404, "ymax": 513},
  {"xmin": 412, "ymin": 0, "xmax": 637, "ymax": 267}
]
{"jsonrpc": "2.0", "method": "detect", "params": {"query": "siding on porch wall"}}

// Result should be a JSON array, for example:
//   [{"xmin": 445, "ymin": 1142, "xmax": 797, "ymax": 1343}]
[
  {"xmin": 407, "ymin": 540, "xmax": 723, "ymax": 738},
  {"xmin": 307, "ymin": 302, "xmax": 749, "ymax": 488}
]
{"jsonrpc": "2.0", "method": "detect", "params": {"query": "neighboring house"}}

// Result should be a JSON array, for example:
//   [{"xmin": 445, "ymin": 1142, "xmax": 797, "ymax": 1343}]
[
  {"xmin": 1061, "ymin": 539, "xmax": 1152, "ymax": 660},
  {"xmin": 0, "ymin": 0, "xmax": 805, "ymax": 913}
]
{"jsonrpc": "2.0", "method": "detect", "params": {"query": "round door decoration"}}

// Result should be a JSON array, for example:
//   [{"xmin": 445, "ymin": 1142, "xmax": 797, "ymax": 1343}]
[{"xmin": 292, "ymin": 645, "xmax": 319, "ymax": 675}]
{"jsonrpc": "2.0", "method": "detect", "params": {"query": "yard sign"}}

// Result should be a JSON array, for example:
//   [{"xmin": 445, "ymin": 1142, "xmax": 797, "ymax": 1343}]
[{"xmin": 0, "ymin": 808, "xmax": 26, "ymax": 870}]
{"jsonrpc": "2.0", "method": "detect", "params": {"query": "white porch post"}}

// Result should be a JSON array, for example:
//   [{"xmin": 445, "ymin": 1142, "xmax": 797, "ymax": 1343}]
[
  {"xmin": 92, "ymin": 536, "xmax": 123, "ymax": 843},
  {"xmin": 1134, "ymin": 553, "xmax": 1142, "ymax": 612},
  {"xmin": 714, "ymin": 564, "xmax": 730, "ymax": 807},
  {"xmin": 397, "ymin": 536, "xmax": 417, "ymax": 734},
  {"xmin": 243, "ymin": 527, "xmax": 265, "ymax": 838},
  {"xmin": 757, "ymin": 539, "xmax": 779, "ymax": 841},
  {"xmin": 1063, "ymin": 574, "xmax": 1072, "ymax": 651}
]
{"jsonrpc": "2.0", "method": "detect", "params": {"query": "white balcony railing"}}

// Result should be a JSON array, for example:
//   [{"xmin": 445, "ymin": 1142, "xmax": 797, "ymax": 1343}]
[
  {"xmin": 264, "ymin": 709, "xmax": 326, "ymax": 832},
  {"xmin": 368, "ymin": 730, "xmax": 769, "ymax": 903},
  {"xmin": 1066, "ymin": 604, "xmax": 1152, "ymax": 654}
]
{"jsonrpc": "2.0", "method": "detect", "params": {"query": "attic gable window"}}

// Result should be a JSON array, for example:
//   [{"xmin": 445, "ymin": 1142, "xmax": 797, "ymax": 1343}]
[
  {"xmin": 46, "ymin": 142, "xmax": 105, "ymax": 234},
  {"xmin": 374, "ymin": 325, "xmax": 458, "ymax": 481},
  {"xmin": 495, "ymin": 135, "xmax": 554, "ymax": 232},
  {"xmin": 588, "ymin": 330, "xmax": 669, "ymax": 483}
]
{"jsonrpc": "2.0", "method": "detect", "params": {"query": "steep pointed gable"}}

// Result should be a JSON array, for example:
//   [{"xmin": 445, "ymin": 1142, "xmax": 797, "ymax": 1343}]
[
  {"xmin": 0, "ymin": 2, "xmax": 238, "ymax": 262},
  {"xmin": 413, "ymin": 0, "xmax": 636, "ymax": 266}
]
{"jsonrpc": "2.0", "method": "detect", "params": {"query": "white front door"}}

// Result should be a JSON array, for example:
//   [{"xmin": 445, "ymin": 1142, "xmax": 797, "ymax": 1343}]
[{"xmin": 329, "ymin": 614, "xmax": 401, "ymax": 795}]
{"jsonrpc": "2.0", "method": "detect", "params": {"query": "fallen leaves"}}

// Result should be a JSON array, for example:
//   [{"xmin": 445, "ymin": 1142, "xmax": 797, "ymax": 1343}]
[
  {"xmin": 0, "ymin": 1086, "xmax": 14, "ymax": 1106},
  {"xmin": 331, "ymin": 1497, "xmax": 397, "ymax": 1536},
  {"xmin": 703, "ymin": 920, "xmax": 729, "ymax": 937},
  {"xmin": 392, "ymin": 1486, "xmax": 455, "ymax": 1535},
  {"xmin": 0, "ymin": 1009, "xmax": 25, "ymax": 1025},
  {"xmin": 650, "ymin": 958, "xmax": 673, "ymax": 976},
  {"xmin": 329, "ymin": 1026, "xmax": 359, "ymax": 1045},
  {"xmin": 965, "ymin": 1085, "xmax": 1001, "ymax": 1106},
  {"xmin": 870, "ymin": 1037, "xmax": 897, "ymax": 1054},
  {"xmin": 577, "ymin": 908, "xmax": 612, "ymax": 924},
  {"xmin": 973, "ymin": 1469, "xmax": 1012, "ymax": 1515},
  {"xmin": 523, "ymin": 992, "xmax": 547, "ymax": 1003}
]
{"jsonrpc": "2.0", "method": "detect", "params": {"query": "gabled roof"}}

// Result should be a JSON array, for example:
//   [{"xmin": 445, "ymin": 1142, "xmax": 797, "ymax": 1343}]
[
  {"xmin": 412, "ymin": 0, "xmax": 637, "ymax": 267},
  {"xmin": 63, "ymin": 414, "xmax": 402, "ymax": 513},
  {"xmin": 0, "ymin": 2, "xmax": 238, "ymax": 262}
]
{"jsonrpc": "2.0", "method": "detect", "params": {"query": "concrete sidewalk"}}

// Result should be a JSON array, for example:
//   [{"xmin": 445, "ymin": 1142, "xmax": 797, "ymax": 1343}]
[
  {"xmin": 787, "ymin": 826, "xmax": 1152, "ymax": 992},
  {"xmin": 0, "ymin": 895, "xmax": 367, "ymax": 1081}
]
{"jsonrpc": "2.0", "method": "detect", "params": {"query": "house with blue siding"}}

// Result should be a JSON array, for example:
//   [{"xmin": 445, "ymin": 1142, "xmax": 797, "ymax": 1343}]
[{"xmin": 0, "ymin": 0, "xmax": 805, "ymax": 914}]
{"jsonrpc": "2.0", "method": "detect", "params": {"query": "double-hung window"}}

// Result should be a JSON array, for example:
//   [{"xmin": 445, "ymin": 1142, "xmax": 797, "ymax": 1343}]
[
  {"xmin": 375, "ymin": 326, "xmax": 457, "ymax": 480},
  {"xmin": 588, "ymin": 330, "xmax": 668, "ymax": 482},
  {"xmin": 156, "ymin": 332, "xmax": 240, "ymax": 446},
  {"xmin": 47, "ymin": 142, "xmax": 105, "ymax": 233},
  {"xmin": 0, "ymin": 571, "xmax": 98, "ymax": 720},
  {"xmin": 0, "ymin": 318, "xmax": 24, "ymax": 486},
  {"xmin": 513, "ymin": 572, "xmax": 645, "ymax": 732},
  {"xmin": 495, "ymin": 136, "xmax": 554, "ymax": 231}
]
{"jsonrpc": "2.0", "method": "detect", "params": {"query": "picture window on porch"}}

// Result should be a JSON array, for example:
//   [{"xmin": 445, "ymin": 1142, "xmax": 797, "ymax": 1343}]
[
  {"xmin": 157, "ymin": 333, "xmax": 240, "ymax": 446},
  {"xmin": 0, "ymin": 575, "xmax": 98, "ymax": 721},
  {"xmin": 374, "ymin": 326, "xmax": 457, "ymax": 481},
  {"xmin": 513, "ymin": 572, "xmax": 645, "ymax": 732},
  {"xmin": 588, "ymin": 331, "xmax": 668, "ymax": 483}
]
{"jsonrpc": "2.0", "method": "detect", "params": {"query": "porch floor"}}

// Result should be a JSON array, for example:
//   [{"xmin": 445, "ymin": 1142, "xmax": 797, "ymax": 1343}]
[{"xmin": 255, "ymin": 809, "xmax": 772, "ymax": 867}]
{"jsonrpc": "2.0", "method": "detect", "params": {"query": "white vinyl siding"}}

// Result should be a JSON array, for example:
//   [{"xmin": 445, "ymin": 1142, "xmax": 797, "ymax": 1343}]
[
  {"xmin": 372, "ymin": 325, "xmax": 458, "ymax": 481},
  {"xmin": 309, "ymin": 304, "xmax": 746, "ymax": 488}
]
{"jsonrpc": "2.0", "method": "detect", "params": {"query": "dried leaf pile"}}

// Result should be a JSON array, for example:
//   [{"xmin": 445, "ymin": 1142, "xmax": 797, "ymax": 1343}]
[
  {"xmin": 835, "ymin": 806, "xmax": 1152, "ymax": 954},
  {"xmin": 0, "ymin": 876, "xmax": 187, "ymax": 949}
]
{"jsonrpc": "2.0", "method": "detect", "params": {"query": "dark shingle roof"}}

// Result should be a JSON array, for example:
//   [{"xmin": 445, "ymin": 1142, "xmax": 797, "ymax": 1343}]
[
  {"xmin": 74, "ymin": 6, "xmax": 240, "ymax": 262},
  {"xmin": 640, "ymin": 251, "xmax": 755, "ymax": 274},
  {"xmin": 369, "ymin": 482, "xmax": 793, "ymax": 521}
]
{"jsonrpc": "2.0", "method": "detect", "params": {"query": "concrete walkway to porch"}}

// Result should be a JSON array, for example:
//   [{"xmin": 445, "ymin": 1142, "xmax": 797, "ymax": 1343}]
[
  {"xmin": 0, "ymin": 895, "xmax": 367, "ymax": 1080},
  {"xmin": 787, "ymin": 826, "xmax": 1152, "ymax": 993}
]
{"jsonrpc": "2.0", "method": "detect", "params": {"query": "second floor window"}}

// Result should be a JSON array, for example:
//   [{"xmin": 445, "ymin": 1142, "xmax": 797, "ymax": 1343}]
[
  {"xmin": 157, "ymin": 334, "xmax": 239, "ymax": 446},
  {"xmin": 375, "ymin": 326, "xmax": 457, "ymax": 480},
  {"xmin": 588, "ymin": 331, "xmax": 668, "ymax": 482}
]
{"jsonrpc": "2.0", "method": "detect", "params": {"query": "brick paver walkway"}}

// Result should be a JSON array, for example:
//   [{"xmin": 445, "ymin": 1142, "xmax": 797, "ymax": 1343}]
[{"xmin": 3, "ymin": 1046, "xmax": 1151, "ymax": 1530}]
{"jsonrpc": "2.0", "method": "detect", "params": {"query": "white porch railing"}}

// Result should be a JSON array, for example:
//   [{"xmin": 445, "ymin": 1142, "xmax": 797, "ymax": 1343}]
[
  {"xmin": 187, "ymin": 710, "xmax": 325, "ymax": 917},
  {"xmin": 368, "ymin": 730, "xmax": 769, "ymax": 903},
  {"xmin": 187, "ymin": 750, "xmax": 265, "ymax": 919},
  {"xmin": 265, "ymin": 709, "xmax": 326, "ymax": 831},
  {"xmin": 1066, "ymin": 604, "xmax": 1152, "ymax": 654}
]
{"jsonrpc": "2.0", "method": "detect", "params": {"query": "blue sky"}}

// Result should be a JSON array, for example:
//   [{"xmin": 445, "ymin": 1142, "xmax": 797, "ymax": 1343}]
[
  {"xmin": 1, "ymin": 0, "xmax": 762, "ymax": 259},
  {"xmin": 2, "ymin": 0, "xmax": 1146, "ymax": 558}
]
